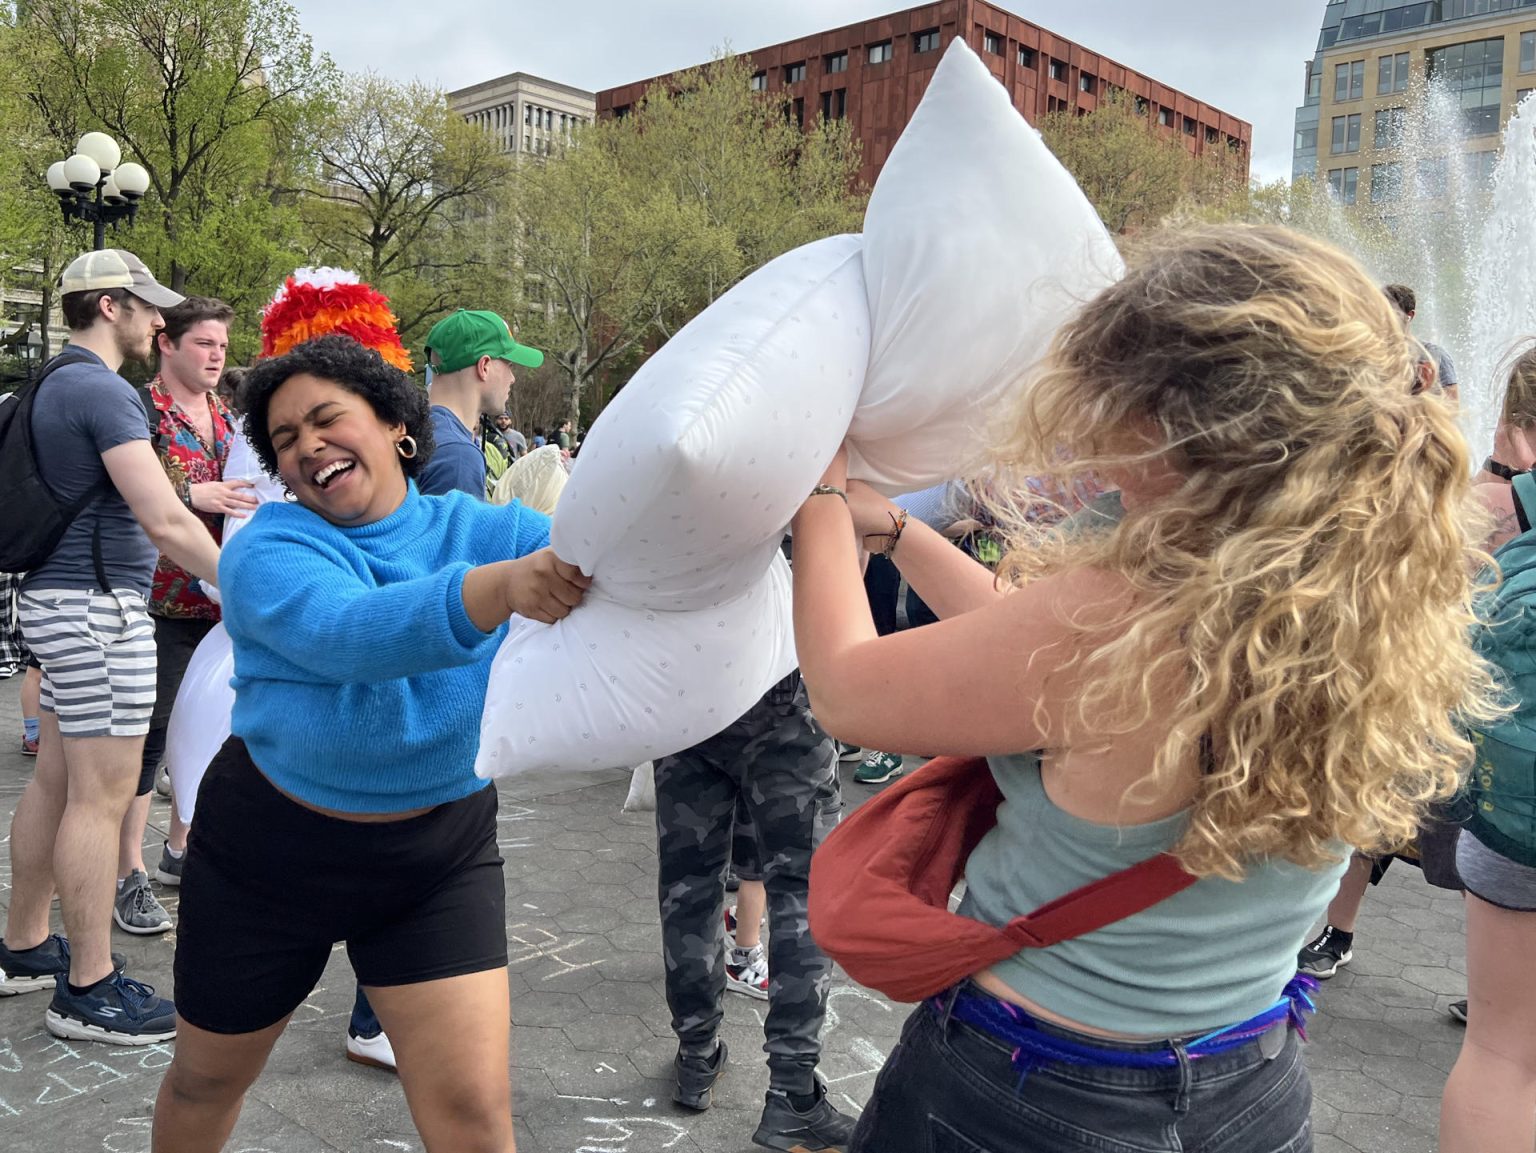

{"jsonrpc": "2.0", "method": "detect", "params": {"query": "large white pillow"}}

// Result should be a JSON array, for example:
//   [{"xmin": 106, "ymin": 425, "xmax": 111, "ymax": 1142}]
[
  {"xmin": 478, "ymin": 557, "xmax": 795, "ymax": 777},
  {"xmin": 551, "ymin": 234, "xmax": 868, "ymax": 610},
  {"xmin": 851, "ymin": 39, "xmax": 1122, "ymax": 493},
  {"xmin": 165, "ymin": 623, "xmax": 235, "ymax": 824}
]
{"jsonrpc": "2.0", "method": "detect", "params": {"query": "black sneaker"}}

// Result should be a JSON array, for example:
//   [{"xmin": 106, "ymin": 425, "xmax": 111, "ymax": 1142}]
[
  {"xmin": 0, "ymin": 935, "xmax": 126, "ymax": 997},
  {"xmin": 46, "ymin": 971, "xmax": 176, "ymax": 1046},
  {"xmin": 753, "ymin": 1080, "xmax": 856, "ymax": 1152},
  {"xmin": 1297, "ymin": 925, "xmax": 1354, "ymax": 979},
  {"xmin": 674, "ymin": 1039, "xmax": 728, "ymax": 1111},
  {"xmin": 154, "ymin": 840, "xmax": 184, "ymax": 887},
  {"xmin": 1448, "ymin": 999, "xmax": 1468, "ymax": 1024},
  {"xmin": 836, "ymin": 742, "xmax": 864, "ymax": 763}
]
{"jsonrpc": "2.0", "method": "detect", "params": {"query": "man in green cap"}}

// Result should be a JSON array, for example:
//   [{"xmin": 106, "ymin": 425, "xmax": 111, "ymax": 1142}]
[{"xmin": 419, "ymin": 309, "xmax": 543, "ymax": 498}]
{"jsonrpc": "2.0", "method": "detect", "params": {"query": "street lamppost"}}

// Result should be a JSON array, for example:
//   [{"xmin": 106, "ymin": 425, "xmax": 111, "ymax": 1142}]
[{"xmin": 44, "ymin": 132, "xmax": 151, "ymax": 251}]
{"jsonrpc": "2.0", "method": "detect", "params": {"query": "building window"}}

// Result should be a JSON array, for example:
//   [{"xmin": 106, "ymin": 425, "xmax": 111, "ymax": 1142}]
[
  {"xmin": 1048, "ymin": 59, "xmax": 1066, "ymax": 82},
  {"xmin": 1158, "ymin": 107, "xmax": 1173, "ymax": 128},
  {"xmin": 820, "ymin": 88, "xmax": 847, "ymax": 121},
  {"xmin": 914, "ymin": 29, "xmax": 941, "ymax": 54},
  {"xmin": 1134, "ymin": 95, "xmax": 1149, "ymax": 116},
  {"xmin": 1523, "ymin": 31, "xmax": 1535, "ymax": 74},
  {"xmin": 1417, "ymin": 156, "xmax": 1448, "ymax": 199},
  {"xmin": 1334, "ymin": 59, "xmax": 1365, "ymax": 102},
  {"xmin": 1428, "ymin": 38, "xmax": 1506, "ymax": 136},
  {"xmin": 545, "ymin": 109, "xmax": 553, "ymax": 130},
  {"xmin": 785, "ymin": 62, "xmax": 806, "ymax": 84},
  {"xmin": 523, "ymin": 133, "xmax": 532, "ymax": 151},
  {"xmin": 1327, "ymin": 166, "xmax": 1359, "ymax": 205},
  {"xmin": 1378, "ymin": 51, "xmax": 1410, "ymax": 95},
  {"xmin": 1331, "ymin": 113, "xmax": 1362, "ymax": 154},
  {"xmin": 613, "ymin": 104, "xmax": 631, "ymax": 119},
  {"xmin": 1019, "ymin": 46, "xmax": 1036, "ymax": 70},
  {"xmin": 867, "ymin": 40, "xmax": 893, "ymax": 65},
  {"xmin": 1183, "ymin": 116, "xmax": 1197, "ymax": 136},
  {"xmin": 1374, "ymin": 106, "xmax": 1405, "ymax": 148},
  {"xmin": 792, "ymin": 96, "xmax": 805, "ymax": 128},
  {"xmin": 1521, "ymin": 88, "xmax": 1535, "ymax": 104},
  {"xmin": 825, "ymin": 51, "xmax": 847, "ymax": 74},
  {"xmin": 1296, "ymin": 125, "xmax": 1318, "ymax": 152},
  {"xmin": 984, "ymin": 31, "xmax": 1003, "ymax": 55},
  {"xmin": 524, "ymin": 105, "xmax": 533, "ymax": 126},
  {"xmin": 1371, "ymin": 161, "xmax": 1403, "ymax": 202},
  {"xmin": 751, "ymin": 71, "xmax": 767, "ymax": 92},
  {"xmin": 1080, "ymin": 73, "xmax": 1097, "ymax": 95}
]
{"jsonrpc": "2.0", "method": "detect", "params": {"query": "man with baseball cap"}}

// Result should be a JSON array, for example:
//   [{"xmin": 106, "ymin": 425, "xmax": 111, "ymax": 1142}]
[
  {"xmin": 0, "ymin": 249, "xmax": 221, "ymax": 1046},
  {"xmin": 418, "ymin": 309, "xmax": 543, "ymax": 499}
]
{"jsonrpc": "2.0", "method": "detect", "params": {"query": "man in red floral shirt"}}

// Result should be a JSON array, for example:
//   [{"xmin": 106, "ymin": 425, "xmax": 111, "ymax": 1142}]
[{"xmin": 115, "ymin": 296, "xmax": 256, "ymax": 935}]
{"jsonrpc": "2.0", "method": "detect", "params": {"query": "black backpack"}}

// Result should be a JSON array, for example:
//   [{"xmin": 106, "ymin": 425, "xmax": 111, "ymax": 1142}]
[{"xmin": 0, "ymin": 349, "xmax": 141, "ymax": 581}]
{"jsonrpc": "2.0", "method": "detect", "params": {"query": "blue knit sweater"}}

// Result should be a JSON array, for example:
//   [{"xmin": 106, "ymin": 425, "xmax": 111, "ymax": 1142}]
[{"xmin": 219, "ymin": 484, "xmax": 551, "ymax": 812}]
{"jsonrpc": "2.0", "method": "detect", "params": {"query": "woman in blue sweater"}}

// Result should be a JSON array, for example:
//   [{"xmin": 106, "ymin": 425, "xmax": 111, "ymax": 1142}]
[{"xmin": 153, "ymin": 335, "xmax": 587, "ymax": 1153}]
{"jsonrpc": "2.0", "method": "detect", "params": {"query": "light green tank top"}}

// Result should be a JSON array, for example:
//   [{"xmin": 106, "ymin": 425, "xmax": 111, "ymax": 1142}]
[{"xmin": 958, "ymin": 752, "xmax": 1347, "ymax": 1036}]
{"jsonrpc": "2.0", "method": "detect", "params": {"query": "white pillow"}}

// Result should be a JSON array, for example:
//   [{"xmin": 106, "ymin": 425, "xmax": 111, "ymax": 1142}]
[
  {"xmin": 165, "ymin": 622, "xmax": 235, "ymax": 824},
  {"xmin": 478, "ymin": 557, "xmax": 795, "ymax": 777},
  {"xmin": 550, "ymin": 234, "xmax": 868, "ymax": 611},
  {"xmin": 851, "ymin": 39, "xmax": 1122, "ymax": 494}
]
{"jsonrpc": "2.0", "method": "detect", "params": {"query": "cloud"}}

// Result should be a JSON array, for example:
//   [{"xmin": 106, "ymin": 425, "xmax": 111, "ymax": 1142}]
[{"xmin": 293, "ymin": 0, "xmax": 1322, "ymax": 182}]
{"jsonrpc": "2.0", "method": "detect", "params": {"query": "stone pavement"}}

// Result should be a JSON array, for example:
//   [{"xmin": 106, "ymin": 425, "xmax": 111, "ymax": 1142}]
[{"xmin": 0, "ymin": 671, "xmax": 1472, "ymax": 1153}]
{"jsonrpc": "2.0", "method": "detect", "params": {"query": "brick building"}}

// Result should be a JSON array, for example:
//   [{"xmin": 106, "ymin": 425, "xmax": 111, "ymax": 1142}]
[{"xmin": 595, "ymin": 1, "xmax": 1252, "ymax": 188}]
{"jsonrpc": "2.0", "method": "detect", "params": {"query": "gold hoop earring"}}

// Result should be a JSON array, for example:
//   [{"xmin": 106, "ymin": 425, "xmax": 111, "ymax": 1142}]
[{"xmin": 397, "ymin": 436, "xmax": 418, "ymax": 460}]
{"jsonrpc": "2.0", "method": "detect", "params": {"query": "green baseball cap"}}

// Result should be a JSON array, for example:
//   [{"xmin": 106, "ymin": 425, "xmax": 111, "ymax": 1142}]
[{"xmin": 425, "ymin": 309, "xmax": 543, "ymax": 374}]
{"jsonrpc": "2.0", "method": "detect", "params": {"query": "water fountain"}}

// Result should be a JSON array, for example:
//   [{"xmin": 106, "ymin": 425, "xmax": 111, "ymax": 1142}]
[{"xmin": 1311, "ymin": 86, "xmax": 1536, "ymax": 460}]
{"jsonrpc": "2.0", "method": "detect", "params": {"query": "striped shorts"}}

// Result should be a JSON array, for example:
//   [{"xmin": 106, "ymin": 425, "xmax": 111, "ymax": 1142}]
[{"xmin": 18, "ymin": 588, "xmax": 157, "ymax": 738}]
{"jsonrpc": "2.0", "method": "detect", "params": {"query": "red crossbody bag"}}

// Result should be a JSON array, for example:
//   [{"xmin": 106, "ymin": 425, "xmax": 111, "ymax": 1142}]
[{"xmin": 808, "ymin": 756, "xmax": 1198, "ymax": 1003}]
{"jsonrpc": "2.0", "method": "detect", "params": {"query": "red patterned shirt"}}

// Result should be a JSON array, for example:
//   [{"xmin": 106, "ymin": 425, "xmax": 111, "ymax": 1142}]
[{"xmin": 146, "ymin": 378, "xmax": 233, "ymax": 620}]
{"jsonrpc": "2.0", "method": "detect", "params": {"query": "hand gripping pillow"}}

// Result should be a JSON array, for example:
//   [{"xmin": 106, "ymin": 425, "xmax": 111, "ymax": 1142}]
[
  {"xmin": 851, "ymin": 39, "xmax": 1123, "ymax": 494},
  {"xmin": 165, "ymin": 622, "xmax": 235, "ymax": 824},
  {"xmin": 477, "ymin": 237, "xmax": 868, "ymax": 777}
]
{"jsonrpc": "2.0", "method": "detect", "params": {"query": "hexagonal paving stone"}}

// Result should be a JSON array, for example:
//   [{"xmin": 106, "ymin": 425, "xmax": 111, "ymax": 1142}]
[
  {"xmin": 563, "ymin": 1011, "xmax": 654, "ymax": 1054},
  {"xmin": 1310, "ymin": 1067, "xmax": 1402, "ymax": 1115},
  {"xmin": 511, "ymin": 989, "xmax": 591, "ymax": 1028}
]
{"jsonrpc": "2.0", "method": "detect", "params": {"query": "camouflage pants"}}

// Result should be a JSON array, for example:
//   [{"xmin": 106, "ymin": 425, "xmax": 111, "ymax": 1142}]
[{"xmin": 654, "ymin": 672, "xmax": 840, "ymax": 1096}]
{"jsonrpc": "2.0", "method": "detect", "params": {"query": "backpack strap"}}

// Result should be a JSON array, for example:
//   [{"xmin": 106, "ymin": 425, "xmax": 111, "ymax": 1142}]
[
  {"xmin": 1003, "ymin": 852, "xmax": 1198, "ymax": 950},
  {"xmin": 1513, "ymin": 472, "xmax": 1536, "ymax": 537}
]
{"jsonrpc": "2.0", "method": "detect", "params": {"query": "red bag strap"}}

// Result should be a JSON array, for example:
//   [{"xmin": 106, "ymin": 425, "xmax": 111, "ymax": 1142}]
[{"xmin": 1000, "ymin": 851, "xmax": 1197, "ymax": 950}]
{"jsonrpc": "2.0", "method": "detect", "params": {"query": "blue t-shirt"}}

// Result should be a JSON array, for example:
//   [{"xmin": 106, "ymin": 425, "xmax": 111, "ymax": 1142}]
[
  {"xmin": 220, "ymin": 484, "xmax": 551, "ymax": 812},
  {"xmin": 23, "ymin": 348, "xmax": 158, "ymax": 595},
  {"xmin": 418, "ymin": 405, "xmax": 486, "ymax": 498}
]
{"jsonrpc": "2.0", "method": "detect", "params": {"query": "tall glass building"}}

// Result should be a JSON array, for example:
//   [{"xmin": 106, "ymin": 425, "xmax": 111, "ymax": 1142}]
[{"xmin": 1293, "ymin": 1, "xmax": 1536, "ymax": 197}]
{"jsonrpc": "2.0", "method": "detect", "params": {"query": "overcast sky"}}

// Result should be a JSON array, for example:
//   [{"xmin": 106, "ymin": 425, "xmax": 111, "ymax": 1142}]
[{"xmin": 292, "ymin": 1, "xmax": 1325, "ymax": 183}]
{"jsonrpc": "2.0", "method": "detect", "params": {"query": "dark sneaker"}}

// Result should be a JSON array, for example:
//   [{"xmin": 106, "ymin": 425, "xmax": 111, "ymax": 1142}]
[
  {"xmin": 1297, "ymin": 925, "xmax": 1354, "ymax": 979},
  {"xmin": 113, "ymin": 869, "xmax": 171, "ymax": 935},
  {"xmin": 1448, "ymin": 999, "xmax": 1468, "ymax": 1024},
  {"xmin": 674, "ymin": 1039, "xmax": 728, "ymax": 1111},
  {"xmin": 0, "ymin": 935, "xmax": 126, "ymax": 996},
  {"xmin": 46, "ymin": 971, "xmax": 176, "ymax": 1045},
  {"xmin": 853, "ymin": 750, "xmax": 903, "ymax": 785},
  {"xmin": 753, "ymin": 1081, "xmax": 856, "ymax": 1152},
  {"xmin": 154, "ymin": 841, "xmax": 184, "ymax": 887},
  {"xmin": 836, "ymin": 742, "xmax": 864, "ymax": 763}
]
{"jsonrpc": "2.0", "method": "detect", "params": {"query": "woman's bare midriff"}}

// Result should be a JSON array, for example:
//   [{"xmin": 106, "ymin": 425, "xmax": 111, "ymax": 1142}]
[
  {"xmin": 264, "ymin": 774, "xmax": 437, "ymax": 823},
  {"xmin": 971, "ymin": 969, "xmax": 1170, "ymax": 1042}
]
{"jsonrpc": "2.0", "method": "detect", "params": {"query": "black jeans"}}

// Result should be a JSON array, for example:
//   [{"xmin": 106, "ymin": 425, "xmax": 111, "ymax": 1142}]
[{"xmin": 852, "ymin": 996, "xmax": 1313, "ymax": 1153}]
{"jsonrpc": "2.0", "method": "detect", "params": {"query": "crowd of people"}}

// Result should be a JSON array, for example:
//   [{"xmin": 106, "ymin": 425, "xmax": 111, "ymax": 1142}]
[{"xmin": 0, "ymin": 226, "xmax": 1534, "ymax": 1153}]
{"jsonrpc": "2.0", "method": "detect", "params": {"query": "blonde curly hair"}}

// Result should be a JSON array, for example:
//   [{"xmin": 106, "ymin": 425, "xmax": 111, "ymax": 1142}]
[{"xmin": 988, "ymin": 224, "xmax": 1503, "ymax": 881}]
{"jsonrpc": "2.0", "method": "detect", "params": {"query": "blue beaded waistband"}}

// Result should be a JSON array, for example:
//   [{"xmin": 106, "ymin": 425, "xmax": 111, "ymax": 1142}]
[{"xmin": 930, "ymin": 975, "xmax": 1318, "ymax": 1074}]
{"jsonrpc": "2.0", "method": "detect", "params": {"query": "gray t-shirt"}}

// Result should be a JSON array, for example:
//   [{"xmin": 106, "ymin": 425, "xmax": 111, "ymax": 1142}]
[{"xmin": 21, "ymin": 348, "xmax": 158, "ymax": 595}]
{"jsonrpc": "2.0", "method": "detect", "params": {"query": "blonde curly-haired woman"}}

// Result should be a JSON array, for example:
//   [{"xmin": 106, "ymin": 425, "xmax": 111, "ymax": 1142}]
[{"xmin": 792, "ymin": 225, "xmax": 1500, "ymax": 1153}]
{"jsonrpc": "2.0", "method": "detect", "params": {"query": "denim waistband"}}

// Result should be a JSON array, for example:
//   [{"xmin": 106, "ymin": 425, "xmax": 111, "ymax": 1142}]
[{"xmin": 929, "ymin": 976, "xmax": 1318, "ymax": 1076}]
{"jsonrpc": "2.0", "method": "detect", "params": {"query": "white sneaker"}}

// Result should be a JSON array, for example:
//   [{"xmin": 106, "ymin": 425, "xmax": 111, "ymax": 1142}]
[
  {"xmin": 346, "ymin": 1028, "xmax": 397, "ymax": 1072},
  {"xmin": 726, "ymin": 944, "xmax": 769, "ymax": 1001}
]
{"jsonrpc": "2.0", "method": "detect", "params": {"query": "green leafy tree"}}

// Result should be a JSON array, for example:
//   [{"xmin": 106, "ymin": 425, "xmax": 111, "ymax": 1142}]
[
  {"xmin": 1039, "ymin": 91, "xmax": 1232, "ymax": 235},
  {"xmin": 14, "ymin": 0, "xmax": 331, "ymax": 340},
  {"xmin": 517, "ymin": 52, "xmax": 866, "ymax": 427},
  {"xmin": 295, "ymin": 72, "xmax": 516, "ymax": 346}
]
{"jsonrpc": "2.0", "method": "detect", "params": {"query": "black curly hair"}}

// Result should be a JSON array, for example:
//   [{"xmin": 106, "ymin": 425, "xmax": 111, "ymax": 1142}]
[{"xmin": 238, "ymin": 334, "xmax": 434, "ymax": 482}]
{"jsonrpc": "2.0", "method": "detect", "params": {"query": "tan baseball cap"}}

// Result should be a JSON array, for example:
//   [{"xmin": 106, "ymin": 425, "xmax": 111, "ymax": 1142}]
[{"xmin": 59, "ymin": 249, "xmax": 185, "ymax": 310}]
